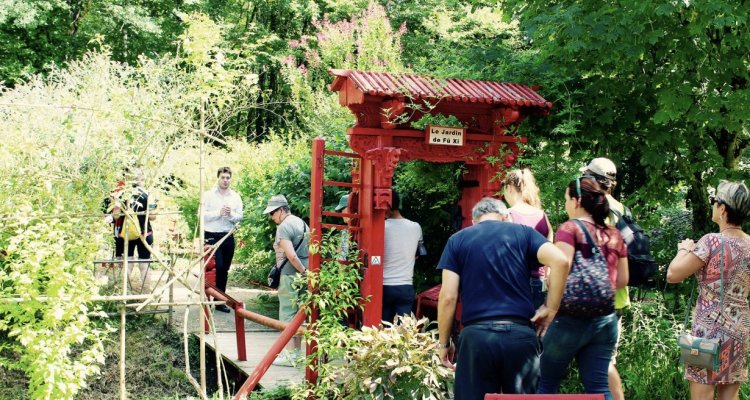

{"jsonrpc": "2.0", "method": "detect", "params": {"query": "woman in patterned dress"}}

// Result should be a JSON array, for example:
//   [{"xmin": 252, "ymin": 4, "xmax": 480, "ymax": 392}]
[{"xmin": 667, "ymin": 180, "xmax": 750, "ymax": 400}]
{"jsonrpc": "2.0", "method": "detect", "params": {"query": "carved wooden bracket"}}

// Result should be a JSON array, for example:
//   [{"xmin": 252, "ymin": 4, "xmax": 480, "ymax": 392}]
[
  {"xmin": 366, "ymin": 147, "xmax": 403, "ymax": 188},
  {"xmin": 373, "ymin": 188, "xmax": 392, "ymax": 210}
]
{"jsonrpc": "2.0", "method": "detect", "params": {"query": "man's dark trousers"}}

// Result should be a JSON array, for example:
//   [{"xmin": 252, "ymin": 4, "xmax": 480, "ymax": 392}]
[
  {"xmin": 204, "ymin": 231, "xmax": 235, "ymax": 292},
  {"xmin": 455, "ymin": 320, "xmax": 540, "ymax": 399}
]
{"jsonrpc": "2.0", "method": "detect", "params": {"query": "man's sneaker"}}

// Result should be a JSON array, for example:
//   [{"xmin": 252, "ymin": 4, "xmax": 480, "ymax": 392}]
[{"xmin": 215, "ymin": 304, "xmax": 231, "ymax": 313}]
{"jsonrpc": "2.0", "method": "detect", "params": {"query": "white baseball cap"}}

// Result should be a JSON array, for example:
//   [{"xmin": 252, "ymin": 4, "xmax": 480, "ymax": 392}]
[{"xmin": 580, "ymin": 157, "xmax": 617, "ymax": 180}]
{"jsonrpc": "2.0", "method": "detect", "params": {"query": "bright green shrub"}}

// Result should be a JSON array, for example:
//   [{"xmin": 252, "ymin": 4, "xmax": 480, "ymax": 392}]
[{"xmin": 293, "ymin": 230, "xmax": 453, "ymax": 399}]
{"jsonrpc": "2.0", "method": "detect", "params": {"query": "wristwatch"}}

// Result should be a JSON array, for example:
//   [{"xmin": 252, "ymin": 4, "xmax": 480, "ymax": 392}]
[{"xmin": 440, "ymin": 340, "xmax": 452, "ymax": 349}]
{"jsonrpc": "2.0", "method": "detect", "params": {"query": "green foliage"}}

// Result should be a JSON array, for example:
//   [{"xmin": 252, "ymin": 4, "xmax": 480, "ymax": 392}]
[
  {"xmin": 292, "ymin": 230, "xmax": 452, "ymax": 399},
  {"xmin": 201, "ymin": 132, "xmax": 354, "ymax": 286},
  {"xmin": 280, "ymin": 1, "xmax": 406, "ymax": 139},
  {"xmin": 0, "ymin": 218, "xmax": 109, "ymax": 400},
  {"xmin": 613, "ymin": 299, "xmax": 687, "ymax": 399},
  {"xmin": 507, "ymin": 0, "xmax": 750, "ymax": 232},
  {"xmin": 293, "ymin": 229, "xmax": 452, "ymax": 399},
  {"xmin": 394, "ymin": 161, "xmax": 463, "ymax": 291},
  {"xmin": 410, "ymin": 113, "xmax": 464, "ymax": 130},
  {"xmin": 0, "ymin": 0, "xmax": 196, "ymax": 85},
  {"xmin": 247, "ymin": 385, "xmax": 292, "ymax": 400},
  {"xmin": 230, "ymin": 136, "xmax": 314, "ymax": 276},
  {"xmin": 308, "ymin": 316, "xmax": 453, "ymax": 399},
  {"xmin": 0, "ymin": 48, "xmax": 179, "ymax": 398},
  {"xmin": 174, "ymin": 190, "xmax": 200, "ymax": 239},
  {"xmin": 0, "ymin": 11, "xmax": 256, "ymax": 398},
  {"xmin": 645, "ymin": 206, "xmax": 694, "ymax": 288}
]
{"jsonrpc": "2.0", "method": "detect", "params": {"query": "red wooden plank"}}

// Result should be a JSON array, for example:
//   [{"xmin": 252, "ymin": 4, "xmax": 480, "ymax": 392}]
[{"xmin": 485, "ymin": 395, "xmax": 604, "ymax": 400}]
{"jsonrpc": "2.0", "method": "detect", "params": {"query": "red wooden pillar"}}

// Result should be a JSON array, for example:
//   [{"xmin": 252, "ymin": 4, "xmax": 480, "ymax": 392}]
[
  {"xmin": 358, "ymin": 157, "xmax": 384, "ymax": 326},
  {"xmin": 306, "ymin": 137, "xmax": 324, "ymax": 386}
]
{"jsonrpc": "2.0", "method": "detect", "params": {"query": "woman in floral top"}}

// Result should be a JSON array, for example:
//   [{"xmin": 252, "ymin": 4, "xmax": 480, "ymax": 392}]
[{"xmin": 668, "ymin": 180, "xmax": 750, "ymax": 400}]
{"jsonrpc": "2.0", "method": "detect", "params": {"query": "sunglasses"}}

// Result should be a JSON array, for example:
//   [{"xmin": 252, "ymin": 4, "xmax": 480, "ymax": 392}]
[{"xmin": 709, "ymin": 195, "xmax": 724, "ymax": 206}]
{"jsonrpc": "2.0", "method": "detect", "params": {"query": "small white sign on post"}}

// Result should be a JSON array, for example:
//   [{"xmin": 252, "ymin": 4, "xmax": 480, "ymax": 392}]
[
  {"xmin": 426, "ymin": 125, "xmax": 465, "ymax": 146},
  {"xmin": 371, "ymin": 255, "xmax": 381, "ymax": 265}
]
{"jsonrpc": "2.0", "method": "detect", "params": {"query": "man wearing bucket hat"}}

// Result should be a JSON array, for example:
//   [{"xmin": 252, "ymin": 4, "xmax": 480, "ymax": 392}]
[
  {"xmin": 203, "ymin": 166, "xmax": 244, "ymax": 312},
  {"xmin": 581, "ymin": 157, "xmax": 628, "ymax": 400},
  {"xmin": 265, "ymin": 194, "xmax": 309, "ymax": 366}
]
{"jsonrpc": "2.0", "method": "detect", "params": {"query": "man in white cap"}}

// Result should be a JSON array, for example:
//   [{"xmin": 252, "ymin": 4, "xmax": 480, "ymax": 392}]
[
  {"xmin": 264, "ymin": 194, "xmax": 309, "ymax": 366},
  {"xmin": 581, "ymin": 157, "xmax": 628, "ymax": 400},
  {"xmin": 202, "ymin": 166, "xmax": 243, "ymax": 312}
]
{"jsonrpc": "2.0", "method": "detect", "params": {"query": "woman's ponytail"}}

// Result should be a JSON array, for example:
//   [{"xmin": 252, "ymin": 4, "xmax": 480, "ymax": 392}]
[{"xmin": 566, "ymin": 176, "xmax": 610, "ymax": 226}]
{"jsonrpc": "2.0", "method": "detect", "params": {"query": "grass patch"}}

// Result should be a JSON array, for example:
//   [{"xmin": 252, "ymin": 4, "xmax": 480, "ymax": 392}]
[
  {"xmin": 77, "ymin": 314, "xmax": 199, "ymax": 400},
  {"xmin": 243, "ymin": 293, "xmax": 280, "ymax": 320}
]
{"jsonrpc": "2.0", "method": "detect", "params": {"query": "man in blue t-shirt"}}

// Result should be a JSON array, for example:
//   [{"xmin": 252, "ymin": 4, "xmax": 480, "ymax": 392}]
[{"xmin": 437, "ymin": 197, "xmax": 568, "ymax": 400}]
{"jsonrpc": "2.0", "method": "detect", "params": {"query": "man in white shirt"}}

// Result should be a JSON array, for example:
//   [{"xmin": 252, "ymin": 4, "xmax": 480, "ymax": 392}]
[
  {"xmin": 202, "ymin": 166, "xmax": 243, "ymax": 312},
  {"xmin": 383, "ymin": 190, "xmax": 423, "ymax": 323}
]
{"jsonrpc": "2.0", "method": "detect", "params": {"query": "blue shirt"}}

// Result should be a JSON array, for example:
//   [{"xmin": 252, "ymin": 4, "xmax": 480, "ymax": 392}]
[{"xmin": 437, "ymin": 220, "xmax": 549, "ymax": 325}]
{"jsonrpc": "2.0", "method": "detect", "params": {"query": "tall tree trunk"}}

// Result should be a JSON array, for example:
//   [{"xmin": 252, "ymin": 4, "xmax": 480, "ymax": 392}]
[
  {"xmin": 255, "ymin": 68, "xmax": 266, "ymax": 137},
  {"xmin": 687, "ymin": 170, "xmax": 710, "ymax": 236},
  {"xmin": 267, "ymin": 68, "xmax": 277, "ymax": 131}
]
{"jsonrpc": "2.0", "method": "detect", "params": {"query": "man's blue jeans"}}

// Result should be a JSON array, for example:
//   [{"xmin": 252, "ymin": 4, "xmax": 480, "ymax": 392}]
[
  {"xmin": 538, "ymin": 313, "xmax": 618, "ymax": 400},
  {"xmin": 455, "ymin": 320, "xmax": 541, "ymax": 400}
]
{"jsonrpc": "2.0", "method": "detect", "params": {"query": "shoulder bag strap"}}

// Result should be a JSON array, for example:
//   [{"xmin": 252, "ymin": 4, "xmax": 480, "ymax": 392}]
[
  {"xmin": 573, "ymin": 219, "xmax": 604, "ymax": 256},
  {"xmin": 280, "ymin": 223, "xmax": 308, "ymax": 269},
  {"xmin": 719, "ymin": 235, "xmax": 725, "ymax": 319},
  {"xmin": 294, "ymin": 223, "xmax": 308, "ymax": 252}
]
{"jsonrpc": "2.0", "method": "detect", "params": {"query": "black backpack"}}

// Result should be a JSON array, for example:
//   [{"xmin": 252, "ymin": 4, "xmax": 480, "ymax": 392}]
[{"xmin": 612, "ymin": 208, "xmax": 657, "ymax": 287}]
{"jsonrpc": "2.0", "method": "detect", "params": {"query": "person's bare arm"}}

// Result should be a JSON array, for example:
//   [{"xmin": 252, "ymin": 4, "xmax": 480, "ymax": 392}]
[
  {"xmin": 615, "ymin": 257, "xmax": 628, "ymax": 289},
  {"xmin": 531, "ymin": 242, "xmax": 569, "ymax": 336},
  {"xmin": 667, "ymin": 239, "xmax": 704, "ymax": 283},
  {"xmin": 437, "ymin": 270, "xmax": 459, "ymax": 370}
]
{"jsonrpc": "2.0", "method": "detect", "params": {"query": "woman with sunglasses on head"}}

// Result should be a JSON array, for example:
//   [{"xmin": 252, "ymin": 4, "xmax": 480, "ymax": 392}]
[
  {"xmin": 538, "ymin": 176, "xmax": 628, "ymax": 400},
  {"xmin": 667, "ymin": 181, "xmax": 750, "ymax": 400},
  {"xmin": 503, "ymin": 168, "xmax": 554, "ymax": 309}
]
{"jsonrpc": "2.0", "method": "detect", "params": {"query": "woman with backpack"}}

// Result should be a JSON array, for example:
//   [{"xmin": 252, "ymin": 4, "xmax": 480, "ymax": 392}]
[
  {"xmin": 537, "ymin": 176, "xmax": 629, "ymax": 400},
  {"xmin": 503, "ymin": 168, "xmax": 554, "ymax": 309},
  {"xmin": 667, "ymin": 180, "xmax": 750, "ymax": 400}
]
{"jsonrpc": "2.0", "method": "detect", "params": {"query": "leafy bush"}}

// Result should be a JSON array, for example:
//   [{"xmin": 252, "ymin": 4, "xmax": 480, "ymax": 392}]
[
  {"xmin": 321, "ymin": 316, "xmax": 453, "ymax": 400},
  {"xmin": 211, "ymin": 132, "xmax": 354, "ymax": 286},
  {"xmin": 619, "ymin": 299, "xmax": 688, "ymax": 398},
  {"xmin": 292, "ymin": 231, "xmax": 453, "ymax": 399},
  {"xmin": 644, "ymin": 206, "xmax": 693, "ymax": 289},
  {"xmin": 410, "ymin": 113, "xmax": 465, "ymax": 130}
]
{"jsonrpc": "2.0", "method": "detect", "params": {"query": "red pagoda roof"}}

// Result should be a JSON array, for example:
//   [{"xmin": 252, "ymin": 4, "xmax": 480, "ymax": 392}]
[{"xmin": 329, "ymin": 69, "xmax": 552, "ymax": 109}]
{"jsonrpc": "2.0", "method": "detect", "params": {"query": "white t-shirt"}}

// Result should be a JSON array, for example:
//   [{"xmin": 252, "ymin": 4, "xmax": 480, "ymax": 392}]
[{"xmin": 383, "ymin": 218, "xmax": 423, "ymax": 286}]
